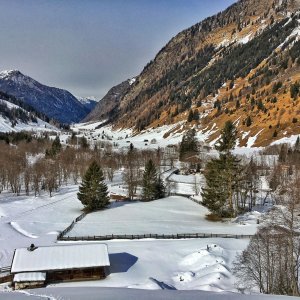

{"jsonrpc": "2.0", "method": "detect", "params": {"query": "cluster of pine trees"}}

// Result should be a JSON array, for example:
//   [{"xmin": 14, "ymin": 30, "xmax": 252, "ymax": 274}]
[{"xmin": 77, "ymin": 158, "xmax": 165, "ymax": 212}]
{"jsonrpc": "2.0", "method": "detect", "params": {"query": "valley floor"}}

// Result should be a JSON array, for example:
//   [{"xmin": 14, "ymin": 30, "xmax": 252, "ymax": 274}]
[
  {"xmin": 0, "ymin": 169, "xmax": 277, "ymax": 299},
  {"xmin": 0, "ymin": 183, "xmax": 260, "ymax": 296}
]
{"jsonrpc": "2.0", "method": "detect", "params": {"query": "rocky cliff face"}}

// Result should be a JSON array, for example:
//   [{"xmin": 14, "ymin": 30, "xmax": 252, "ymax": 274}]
[
  {"xmin": 0, "ymin": 70, "xmax": 89, "ymax": 124},
  {"xmin": 83, "ymin": 79, "xmax": 131, "ymax": 123},
  {"xmin": 88, "ymin": 0, "xmax": 300, "ymax": 146}
]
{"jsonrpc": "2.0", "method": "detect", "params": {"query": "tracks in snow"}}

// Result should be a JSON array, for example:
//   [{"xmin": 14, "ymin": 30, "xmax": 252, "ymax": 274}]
[{"xmin": 1, "ymin": 192, "xmax": 77, "ymax": 222}]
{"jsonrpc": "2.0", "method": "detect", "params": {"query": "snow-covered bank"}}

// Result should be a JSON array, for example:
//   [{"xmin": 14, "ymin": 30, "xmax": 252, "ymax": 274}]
[{"xmin": 9, "ymin": 222, "xmax": 38, "ymax": 239}]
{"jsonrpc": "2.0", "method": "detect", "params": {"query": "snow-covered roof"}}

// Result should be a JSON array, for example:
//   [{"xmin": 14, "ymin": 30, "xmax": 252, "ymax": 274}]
[
  {"xmin": 11, "ymin": 244, "xmax": 110, "ymax": 273},
  {"xmin": 14, "ymin": 272, "xmax": 46, "ymax": 282}
]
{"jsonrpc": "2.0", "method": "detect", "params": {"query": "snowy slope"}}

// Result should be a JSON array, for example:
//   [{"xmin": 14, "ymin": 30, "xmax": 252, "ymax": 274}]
[
  {"xmin": 76, "ymin": 96, "xmax": 98, "ymax": 112},
  {"xmin": 0, "ymin": 70, "xmax": 88, "ymax": 123},
  {"xmin": 0, "ymin": 99, "xmax": 58, "ymax": 133}
]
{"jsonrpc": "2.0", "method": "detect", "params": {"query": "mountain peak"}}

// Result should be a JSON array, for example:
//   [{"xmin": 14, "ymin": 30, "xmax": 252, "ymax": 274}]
[{"xmin": 0, "ymin": 69, "xmax": 23, "ymax": 79}]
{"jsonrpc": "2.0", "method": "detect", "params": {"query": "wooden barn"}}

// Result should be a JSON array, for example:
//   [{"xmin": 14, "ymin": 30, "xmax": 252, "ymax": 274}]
[{"xmin": 11, "ymin": 243, "xmax": 110, "ymax": 290}]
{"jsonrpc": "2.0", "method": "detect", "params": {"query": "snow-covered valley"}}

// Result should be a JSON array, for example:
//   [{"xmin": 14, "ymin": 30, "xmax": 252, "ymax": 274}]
[
  {"xmin": 0, "ymin": 167, "xmax": 270, "ymax": 299},
  {"xmin": 0, "ymin": 121, "xmax": 297, "ymax": 299}
]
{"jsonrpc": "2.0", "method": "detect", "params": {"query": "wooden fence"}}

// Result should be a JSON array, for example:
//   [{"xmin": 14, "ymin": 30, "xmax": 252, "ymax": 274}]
[
  {"xmin": 188, "ymin": 196, "xmax": 201, "ymax": 204},
  {"xmin": 58, "ymin": 232, "xmax": 253, "ymax": 241},
  {"xmin": 0, "ymin": 274, "xmax": 13, "ymax": 284},
  {"xmin": 57, "ymin": 212, "xmax": 86, "ymax": 240},
  {"xmin": 0, "ymin": 266, "xmax": 12, "ymax": 284},
  {"xmin": 0, "ymin": 266, "xmax": 11, "ymax": 273}
]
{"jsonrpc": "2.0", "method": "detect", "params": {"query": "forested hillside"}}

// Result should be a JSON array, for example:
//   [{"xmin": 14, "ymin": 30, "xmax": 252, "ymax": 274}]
[
  {"xmin": 0, "ymin": 91, "xmax": 64, "ymax": 130},
  {"xmin": 88, "ymin": 0, "xmax": 300, "ymax": 147}
]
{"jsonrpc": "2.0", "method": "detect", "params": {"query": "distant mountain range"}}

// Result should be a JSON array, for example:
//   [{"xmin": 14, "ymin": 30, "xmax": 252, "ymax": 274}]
[
  {"xmin": 83, "ymin": 79, "xmax": 132, "ymax": 123},
  {"xmin": 0, "ymin": 70, "xmax": 92, "ymax": 124},
  {"xmin": 77, "ymin": 96, "xmax": 98, "ymax": 112},
  {"xmin": 2, "ymin": 0, "xmax": 300, "ymax": 146}
]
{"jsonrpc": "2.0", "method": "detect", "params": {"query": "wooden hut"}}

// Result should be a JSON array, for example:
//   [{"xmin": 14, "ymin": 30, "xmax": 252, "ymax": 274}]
[{"xmin": 11, "ymin": 243, "xmax": 110, "ymax": 290}]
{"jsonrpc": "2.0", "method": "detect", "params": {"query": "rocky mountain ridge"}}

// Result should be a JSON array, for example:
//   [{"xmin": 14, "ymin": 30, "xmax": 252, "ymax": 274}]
[
  {"xmin": 88, "ymin": 0, "xmax": 300, "ymax": 147},
  {"xmin": 77, "ymin": 96, "xmax": 98, "ymax": 112},
  {"xmin": 0, "ymin": 70, "xmax": 89, "ymax": 124},
  {"xmin": 83, "ymin": 79, "xmax": 132, "ymax": 123}
]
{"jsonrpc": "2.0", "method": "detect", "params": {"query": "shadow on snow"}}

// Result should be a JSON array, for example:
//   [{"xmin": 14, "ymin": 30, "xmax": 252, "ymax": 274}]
[{"xmin": 109, "ymin": 252, "xmax": 138, "ymax": 273}]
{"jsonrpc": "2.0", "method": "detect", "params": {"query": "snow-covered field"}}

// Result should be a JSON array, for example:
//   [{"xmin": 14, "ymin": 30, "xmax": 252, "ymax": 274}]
[
  {"xmin": 0, "ymin": 184, "xmax": 261, "ymax": 297},
  {"xmin": 0, "ymin": 186, "xmax": 83, "ymax": 267},
  {"xmin": 50, "ymin": 238, "xmax": 247, "ymax": 292},
  {"xmin": 69, "ymin": 196, "xmax": 258, "ymax": 237}
]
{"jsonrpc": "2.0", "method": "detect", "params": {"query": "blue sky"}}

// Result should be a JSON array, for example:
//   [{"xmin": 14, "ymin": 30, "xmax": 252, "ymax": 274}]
[{"xmin": 0, "ymin": 0, "xmax": 236, "ymax": 98}]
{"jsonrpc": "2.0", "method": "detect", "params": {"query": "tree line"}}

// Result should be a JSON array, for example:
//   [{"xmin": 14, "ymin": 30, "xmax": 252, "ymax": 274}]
[
  {"xmin": 0, "ymin": 132, "xmax": 172, "ymax": 199},
  {"xmin": 232, "ymin": 138, "xmax": 300, "ymax": 295}
]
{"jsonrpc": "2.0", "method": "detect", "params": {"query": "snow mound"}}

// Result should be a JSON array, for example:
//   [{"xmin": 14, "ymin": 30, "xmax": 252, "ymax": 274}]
[
  {"xmin": 172, "ymin": 244, "xmax": 232, "ymax": 290},
  {"xmin": 10, "ymin": 222, "xmax": 38, "ymax": 239}
]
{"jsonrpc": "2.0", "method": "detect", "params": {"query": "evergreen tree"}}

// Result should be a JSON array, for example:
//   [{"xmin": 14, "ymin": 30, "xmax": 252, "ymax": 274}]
[
  {"xmin": 193, "ymin": 109, "xmax": 200, "ymax": 121},
  {"xmin": 246, "ymin": 116, "xmax": 252, "ymax": 127},
  {"xmin": 45, "ymin": 136, "xmax": 61, "ymax": 158},
  {"xmin": 215, "ymin": 120, "xmax": 237, "ymax": 153},
  {"xmin": 187, "ymin": 109, "xmax": 194, "ymax": 122},
  {"xmin": 290, "ymin": 82, "xmax": 299, "ymax": 99},
  {"xmin": 278, "ymin": 144, "xmax": 288, "ymax": 163},
  {"xmin": 52, "ymin": 136, "xmax": 62, "ymax": 152},
  {"xmin": 77, "ymin": 161, "xmax": 109, "ymax": 212},
  {"xmin": 179, "ymin": 129, "xmax": 198, "ymax": 160},
  {"xmin": 80, "ymin": 136, "xmax": 89, "ymax": 149},
  {"xmin": 202, "ymin": 121, "xmax": 242, "ymax": 218},
  {"xmin": 201, "ymin": 157, "xmax": 229, "ymax": 216},
  {"xmin": 244, "ymin": 157, "xmax": 259, "ymax": 210},
  {"xmin": 129, "ymin": 142, "xmax": 134, "ymax": 152},
  {"xmin": 142, "ymin": 159, "xmax": 164, "ymax": 201},
  {"xmin": 155, "ymin": 176, "xmax": 165, "ymax": 199}
]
